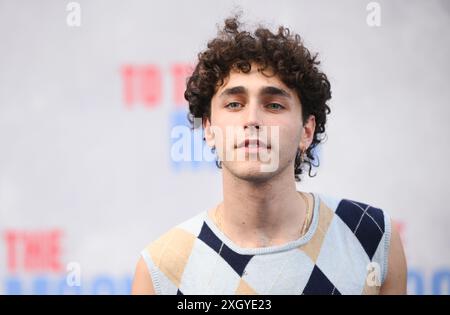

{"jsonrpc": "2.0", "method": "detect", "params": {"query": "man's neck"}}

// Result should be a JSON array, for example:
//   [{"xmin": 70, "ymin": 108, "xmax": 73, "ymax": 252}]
[{"xmin": 215, "ymin": 166, "xmax": 308, "ymax": 248}]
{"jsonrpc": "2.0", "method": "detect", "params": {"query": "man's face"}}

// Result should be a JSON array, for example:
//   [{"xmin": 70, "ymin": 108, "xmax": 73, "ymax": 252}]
[{"xmin": 204, "ymin": 63, "xmax": 314, "ymax": 182}]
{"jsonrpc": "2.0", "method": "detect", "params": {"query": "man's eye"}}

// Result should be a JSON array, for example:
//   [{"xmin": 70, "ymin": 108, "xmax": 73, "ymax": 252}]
[
  {"xmin": 225, "ymin": 102, "xmax": 242, "ymax": 110},
  {"xmin": 266, "ymin": 103, "xmax": 284, "ymax": 110}
]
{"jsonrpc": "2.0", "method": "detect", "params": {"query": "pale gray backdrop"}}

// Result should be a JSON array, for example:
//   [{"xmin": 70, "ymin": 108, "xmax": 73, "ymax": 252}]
[{"xmin": 0, "ymin": 0, "xmax": 449, "ymax": 294}]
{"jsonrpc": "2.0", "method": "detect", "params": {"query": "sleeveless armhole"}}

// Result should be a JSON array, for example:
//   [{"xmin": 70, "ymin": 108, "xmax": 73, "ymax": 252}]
[
  {"xmin": 140, "ymin": 248, "xmax": 162, "ymax": 295},
  {"xmin": 382, "ymin": 209, "xmax": 392, "ymax": 285}
]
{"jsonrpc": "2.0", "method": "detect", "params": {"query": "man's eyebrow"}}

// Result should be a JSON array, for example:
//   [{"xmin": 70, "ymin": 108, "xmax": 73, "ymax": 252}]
[
  {"xmin": 260, "ymin": 86, "xmax": 292, "ymax": 99},
  {"xmin": 219, "ymin": 86, "xmax": 247, "ymax": 98},
  {"xmin": 218, "ymin": 85, "xmax": 292, "ymax": 99}
]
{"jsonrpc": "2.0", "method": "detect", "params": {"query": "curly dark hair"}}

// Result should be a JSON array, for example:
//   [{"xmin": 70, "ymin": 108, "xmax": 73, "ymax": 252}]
[{"xmin": 184, "ymin": 16, "xmax": 331, "ymax": 182}]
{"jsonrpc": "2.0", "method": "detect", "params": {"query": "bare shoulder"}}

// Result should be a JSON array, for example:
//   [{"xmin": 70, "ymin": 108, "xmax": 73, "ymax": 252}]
[
  {"xmin": 131, "ymin": 256, "xmax": 156, "ymax": 295},
  {"xmin": 379, "ymin": 218, "xmax": 407, "ymax": 295}
]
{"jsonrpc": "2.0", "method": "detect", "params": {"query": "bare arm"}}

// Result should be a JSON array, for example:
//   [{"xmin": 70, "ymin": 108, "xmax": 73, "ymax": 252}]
[
  {"xmin": 131, "ymin": 257, "xmax": 156, "ymax": 295},
  {"xmin": 379, "ymin": 219, "xmax": 407, "ymax": 294}
]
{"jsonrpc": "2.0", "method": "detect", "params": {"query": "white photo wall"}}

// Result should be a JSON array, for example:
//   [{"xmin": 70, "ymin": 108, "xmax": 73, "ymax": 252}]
[{"xmin": 0, "ymin": 0, "xmax": 449, "ymax": 294}]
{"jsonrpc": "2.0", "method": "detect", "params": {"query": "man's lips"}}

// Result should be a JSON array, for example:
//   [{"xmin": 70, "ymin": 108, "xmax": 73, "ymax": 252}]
[{"xmin": 235, "ymin": 139, "xmax": 271, "ymax": 149}]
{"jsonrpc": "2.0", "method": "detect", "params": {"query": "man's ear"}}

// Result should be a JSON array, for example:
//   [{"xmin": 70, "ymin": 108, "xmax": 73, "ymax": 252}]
[
  {"xmin": 203, "ymin": 116, "xmax": 215, "ymax": 148},
  {"xmin": 299, "ymin": 114, "xmax": 316, "ymax": 152}
]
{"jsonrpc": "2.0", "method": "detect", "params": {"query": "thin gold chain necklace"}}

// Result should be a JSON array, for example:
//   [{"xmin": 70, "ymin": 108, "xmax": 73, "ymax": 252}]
[{"xmin": 213, "ymin": 191, "xmax": 312, "ymax": 243}]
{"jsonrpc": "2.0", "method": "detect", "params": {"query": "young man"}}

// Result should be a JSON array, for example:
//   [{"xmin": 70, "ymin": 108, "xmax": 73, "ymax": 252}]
[{"xmin": 132, "ymin": 17, "xmax": 407, "ymax": 295}]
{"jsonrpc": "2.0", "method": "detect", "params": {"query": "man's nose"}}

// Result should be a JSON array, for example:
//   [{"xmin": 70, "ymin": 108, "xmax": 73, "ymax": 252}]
[{"xmin": 243, "ymin": 103, "xmax": 262, "ymax": 130}]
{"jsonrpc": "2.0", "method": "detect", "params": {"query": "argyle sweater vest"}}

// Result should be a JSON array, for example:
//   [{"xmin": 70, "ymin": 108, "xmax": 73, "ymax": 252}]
[{"xmin": 140, "ymin": 192, "xmax": 391, "ymax": 295}]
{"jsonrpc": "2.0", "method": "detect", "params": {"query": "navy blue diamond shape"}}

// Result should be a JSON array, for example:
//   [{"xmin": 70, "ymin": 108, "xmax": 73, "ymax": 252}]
[
  {"xmin": 354, "ymin": 213, "xmax": 384, "ymax": 259},
  {"xmin": 335, "ymin": 199, "xmax": 367, "ymax": 232},
  {"xmin": 302, "ymin": 265, "xmax": 341, "ymax": 295},
  {"xmin": 198, "ymin": 222, "xmax": 253, "ymax": 276},
  {"xmin": 335, "ymin": 199, "xmax": 385, "ymax": 260}
]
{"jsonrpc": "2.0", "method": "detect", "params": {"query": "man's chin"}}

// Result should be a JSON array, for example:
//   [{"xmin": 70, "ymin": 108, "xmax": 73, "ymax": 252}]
[{"xmin": 223, "ymin": 160, "xmax": 277, "ymax": 182}]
